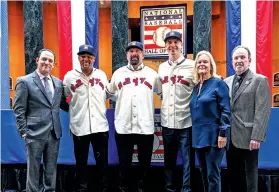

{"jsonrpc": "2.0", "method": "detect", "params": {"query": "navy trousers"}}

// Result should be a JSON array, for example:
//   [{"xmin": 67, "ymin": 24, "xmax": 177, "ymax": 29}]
[
  {"xmin": 196, "ymin": 147, "xmax": 225, "ymax": 192},
  {"xmin": 162, "ymin": 127, "xmax": 192, "ymax": 192}
]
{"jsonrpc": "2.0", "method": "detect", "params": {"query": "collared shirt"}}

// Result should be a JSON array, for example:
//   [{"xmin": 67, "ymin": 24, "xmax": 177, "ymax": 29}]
[
  {"xmin": 36, "ymin": 70, "xmax": 54, "ymax": 98},
  {"xmin": 63, "ymin": 68, "xmax": 109, "ymax": 136},
  {"xmin": 158, "ymin": 56, "xmax": 195, "ymax": 129},
  {"xmin": 106, "ymin": 64, "xmax": 161, "ymax": 134},
  {"xmin": 233, "ymin": 68, "xmax": 250, "ymax": 87}
]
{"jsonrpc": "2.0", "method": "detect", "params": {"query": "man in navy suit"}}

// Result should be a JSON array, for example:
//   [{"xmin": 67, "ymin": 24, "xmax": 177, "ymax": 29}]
[{"xmin": 13, "ymin": 48, "xmax": 68, "ymax": 192}]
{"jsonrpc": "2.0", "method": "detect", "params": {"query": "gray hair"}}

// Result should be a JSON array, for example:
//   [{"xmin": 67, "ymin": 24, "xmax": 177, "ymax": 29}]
[{"xmin": 232, "ymin": 45, "xmax": 251, "ymax": 58}]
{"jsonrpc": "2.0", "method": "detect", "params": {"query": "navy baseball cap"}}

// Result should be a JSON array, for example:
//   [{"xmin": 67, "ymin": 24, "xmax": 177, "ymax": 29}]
[
  {"xmin": 164, "ymin": 31, "xmax": 182, "ymax": 42},
  {"xmin": 77, "ymin": 44, "xmax": 95, "ymax": 56},
  {"xmin": 126, "ymin": 41, "xmax": 143, "ymax": 52}
]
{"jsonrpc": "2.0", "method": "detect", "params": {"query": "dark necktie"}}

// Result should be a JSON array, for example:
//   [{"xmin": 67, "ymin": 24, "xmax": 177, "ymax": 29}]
[
  {"xmin": 233, "ymin": 75, "xmax": 242, "ymax": 97},
  {"xmin": 44, "ymin": 77, "xmax": 53, "ymax": 101}
]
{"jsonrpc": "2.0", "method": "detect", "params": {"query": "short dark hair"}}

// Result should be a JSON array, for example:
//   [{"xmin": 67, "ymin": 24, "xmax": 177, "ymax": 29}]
[
  {"xmin": 232, "ymin": 45, "xmax": 251, "ymax": 58},
  {"xmin": 37, "ymin": 48, "xmax": 55, "ymax": 62}
]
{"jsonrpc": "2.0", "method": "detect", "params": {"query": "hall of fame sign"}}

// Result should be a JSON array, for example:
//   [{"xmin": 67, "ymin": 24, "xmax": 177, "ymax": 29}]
[
  {"xmin": 132, "ymin": 113, "xmax": 164, "ymax": 162},
  {"xmin": 140, "ymin": 4, "xmax": 187, "ymax": 58}
]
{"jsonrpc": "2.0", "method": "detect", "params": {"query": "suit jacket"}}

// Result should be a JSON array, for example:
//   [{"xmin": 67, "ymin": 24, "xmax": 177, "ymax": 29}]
[
  {"xmin": 224, "ymin": 70, "xmax": 271, "ymax": 150},
  {"xmin": 13, "ymin": 71, "xmax": 68, "ymax": 140},
  {"xmin": 190, "ymin": 77, "xmax": 231, "ymax": 150}
]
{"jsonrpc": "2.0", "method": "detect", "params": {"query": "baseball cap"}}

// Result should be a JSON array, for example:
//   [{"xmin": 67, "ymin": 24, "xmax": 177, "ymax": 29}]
[
  {"xmin": 77, "ymin": 44, "xmax": 95, "ymax": 56},
  {"xmin": 126, "ymin": 41, "xmax": 143, "ymax": 52},
  {"xmin": 164, "ymin": 31, "xmax": 182, "ymax": 43}
]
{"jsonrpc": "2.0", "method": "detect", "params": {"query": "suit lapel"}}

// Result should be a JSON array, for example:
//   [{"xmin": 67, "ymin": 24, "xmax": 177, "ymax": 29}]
[
  {"xmin": 227, "ymin": 76, "xmax": 234, "ymax": 99},
  {"xmin": 226, "ymin": 76, "xmax": 234, "ymax": 106},
  {"xmin": 33, "ymin": 72, "xmax": 52, "ymax": 105},
  {"xmin": 232, "ymin": 70, "xmax": 253, "ymax": 104},
  {"xmin": 51, "ymin": 76, "xmax": 60, "ymax": 105}
]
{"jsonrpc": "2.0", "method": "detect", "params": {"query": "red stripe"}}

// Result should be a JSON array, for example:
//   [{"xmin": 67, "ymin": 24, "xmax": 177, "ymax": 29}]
[
  {"xmin": 144, "ymin": 35, "xmax": 153, "ymax": 40},
  {"xmin": 256, "ymin": 1, "xmax": 273, "ymax": 89},
  {"xmin": 153, "ymin": 149, "xmax": 164, "ymax": 154},
  {"xmin": 144, "ymin": 44, "xmax": 165, "ymax": 49},
  {"xmin": 57, "ymin": 1, "xmax": 72, "ymax": 80},
  {"xmin": 154, "ymin": 132, "xmax": 162, "ymax": 136},
  {"xmin": 144, "ymin": 24, "xmax": 182, "ymax": 31},
  {"xmin": 133, "ymin": 149, "xmax": 164, "ymax": 154}
]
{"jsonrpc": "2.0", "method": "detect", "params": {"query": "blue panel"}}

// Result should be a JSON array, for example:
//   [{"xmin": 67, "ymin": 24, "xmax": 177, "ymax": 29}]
[
  {"xmin": 226, "ymin": 1, "xmax": 241, "ymax": 77},
  {"xmin": 2, "ymin": 108, "xmax": 279, "ymax": 169},
  {"xmin": 1, "ymin": 1, "xmax": 10, "ymax": 109},
  {"xmin": 85, "ymin": 1, "xmax": 99, "ymax": 69}
]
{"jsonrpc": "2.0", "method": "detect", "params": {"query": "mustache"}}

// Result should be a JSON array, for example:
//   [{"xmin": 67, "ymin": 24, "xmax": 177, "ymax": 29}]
[
  {"xmin": 131, "ymin": 55, "xmax": 139, "ymax": 60},
  {"xmin": 236, "ymin": 62, "xmax": 244, "ymax": 66}
]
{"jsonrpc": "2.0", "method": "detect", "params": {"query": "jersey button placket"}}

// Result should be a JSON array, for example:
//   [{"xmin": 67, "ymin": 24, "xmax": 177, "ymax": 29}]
[
  {"xmin": 132, "ymin": 94, "xmax": 137, "ymax": 132},
  {"xmin": 169, "ymin": 86, "xmax": 175, "ymax": 127}
]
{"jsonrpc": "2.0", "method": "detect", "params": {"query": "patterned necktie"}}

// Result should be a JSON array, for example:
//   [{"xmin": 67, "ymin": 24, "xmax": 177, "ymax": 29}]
[
  {"xmin": 233, "ymin": 75, "xmax": 242, "ymax": 97},
  {"xmin": 44, "ymin": 77, "xmax": 53, "ymax": 101}
]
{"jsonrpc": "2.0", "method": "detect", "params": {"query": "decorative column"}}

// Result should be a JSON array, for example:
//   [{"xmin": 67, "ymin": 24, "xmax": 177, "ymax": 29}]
[
  {"xmin": 193, "ymin": 0, "xmax": 211, "ymax": 58},
  {"xmin": 23, "ymin": 1, "xmax": 44, "ymax": 74},
  {"xmin": 111, "ymin": 1, "xmax": 128, "ymax": 73}
]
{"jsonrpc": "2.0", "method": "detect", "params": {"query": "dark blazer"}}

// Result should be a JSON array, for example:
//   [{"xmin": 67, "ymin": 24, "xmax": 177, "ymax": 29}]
[
  {"xmin": 190, "ymin": 77, "xmax": 231, "ymax": 150},
  {"xmin": 224, "ymin": 70, "xmax": 271, "ymax": 150},
  {"xmin": 13, "ymin": 71, "xmax": 68, "ymax": 140}
]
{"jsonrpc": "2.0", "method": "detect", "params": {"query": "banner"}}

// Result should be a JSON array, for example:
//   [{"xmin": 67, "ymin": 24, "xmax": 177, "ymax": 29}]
[{"xmin": 140, "ymin": 4, "xmax": 187, "ymax": 58}]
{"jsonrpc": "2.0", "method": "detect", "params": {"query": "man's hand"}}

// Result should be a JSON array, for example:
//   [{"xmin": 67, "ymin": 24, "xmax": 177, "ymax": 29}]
[
  {"xmin": 218, "ymin": 136, "xmax": 227, "ymax": 148},
  {"xmin": 249, "ymin": 140, "xmax": 260, "ymax": 151}
]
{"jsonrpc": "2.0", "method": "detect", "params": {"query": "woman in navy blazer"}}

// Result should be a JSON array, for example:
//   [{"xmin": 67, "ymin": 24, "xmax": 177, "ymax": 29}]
[{"xmin": 190, "ymin": 51, "xmax": 231, "ymax": 192}]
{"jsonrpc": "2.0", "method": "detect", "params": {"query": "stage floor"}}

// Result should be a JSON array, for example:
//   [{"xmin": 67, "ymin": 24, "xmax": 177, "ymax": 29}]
[{"xmin": 1, "ymin": 165, "xmax": 279, "ymax": 192}]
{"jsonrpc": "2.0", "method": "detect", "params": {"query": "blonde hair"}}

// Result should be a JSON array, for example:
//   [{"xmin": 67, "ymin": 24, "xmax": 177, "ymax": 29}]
[{"xmin": 193, "ymin": 50, "xmax": 218, "ymax": 84}]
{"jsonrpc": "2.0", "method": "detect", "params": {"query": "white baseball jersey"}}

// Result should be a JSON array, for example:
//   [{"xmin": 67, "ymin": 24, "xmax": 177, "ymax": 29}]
[
  {"xmin": 158, "ymin": 55, "xmax": 195, "ymax": 129},
  {"xmin": 106, "ymin": 63, "xmax": 161, "ymax": 134},
  {"xmin": 63, "ymin": 68, "xmax": 109, "ymax": 136}
]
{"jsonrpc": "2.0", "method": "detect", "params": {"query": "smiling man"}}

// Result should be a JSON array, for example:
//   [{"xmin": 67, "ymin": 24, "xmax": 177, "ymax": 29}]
[
  {"xmin": 158, "ymin": 31, "xmax": 195, "ymax": 192},
  {"xmin": 13, "ymin": 48, "xmax": 68, "ymax": 192},
  {"xmin": 225, "ymin": 45, "xmax": 271, "ymax": 192},
  {"xmin": 63, "ymin": 44, "xmax": 109, "ymax": 192}
]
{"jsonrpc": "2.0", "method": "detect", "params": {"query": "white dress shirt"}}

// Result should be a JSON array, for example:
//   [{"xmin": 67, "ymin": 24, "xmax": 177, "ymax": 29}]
[
  {"xmin": 63, "ymin": 68, "xmax": 109, "ymax": 136},
  {"xmin": 158, "ymin": 56, "xmax": 195, "ymax": 129},
  {"xmin": 106, "ymin": 63, "xmax": 161, "ymax": 134}
]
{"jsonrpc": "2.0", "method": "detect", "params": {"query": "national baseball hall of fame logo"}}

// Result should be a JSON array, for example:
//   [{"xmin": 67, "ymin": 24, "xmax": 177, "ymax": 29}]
[
  {"xmin": 132, "ymin": 113, "xmax": 164, "ymax": 162},
  {"xmin": 140, "ymin": 4, "xmax": 187, "ymax": 58}
]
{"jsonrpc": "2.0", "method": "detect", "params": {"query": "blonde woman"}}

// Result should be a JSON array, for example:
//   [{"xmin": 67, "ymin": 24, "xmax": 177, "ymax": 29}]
[{"xmin": 189, "ymin": 51, "xmax": 231, "ymax": 192}]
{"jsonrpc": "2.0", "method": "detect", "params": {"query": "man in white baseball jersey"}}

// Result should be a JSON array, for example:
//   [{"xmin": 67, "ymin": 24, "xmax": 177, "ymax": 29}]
[
  {"xmin": 63, "ymin": 44, "xmax": 109, "ymax": 192},
  {"xmin": 106, "ymin": 41, "xmax": 161, "ymax": 192},
  {"xmin": 158, "ymin": 31, "xmax": 195, "ymax": 192}
]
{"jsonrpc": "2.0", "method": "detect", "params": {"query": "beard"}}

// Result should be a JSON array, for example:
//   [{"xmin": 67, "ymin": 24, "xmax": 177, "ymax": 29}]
[{"xmin": 130, "ymin": 56, "xmax": 139, "ymax": 65}]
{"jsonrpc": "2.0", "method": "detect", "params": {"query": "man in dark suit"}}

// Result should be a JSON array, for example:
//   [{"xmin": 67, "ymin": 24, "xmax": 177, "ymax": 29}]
[
  {"xmin": 13, "ymin": 48, "xmax": 68, "ymax": 192},
  {"xmin": 225, "ymin": 46, "xmax": 271, "ymax": 192}
]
